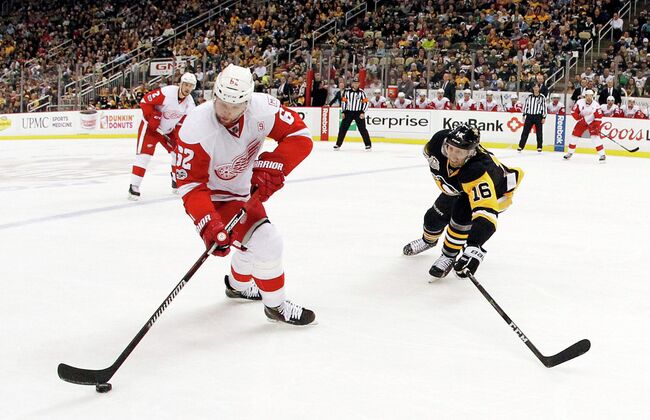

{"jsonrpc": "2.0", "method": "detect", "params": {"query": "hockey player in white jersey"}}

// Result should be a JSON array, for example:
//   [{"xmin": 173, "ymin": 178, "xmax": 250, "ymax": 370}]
[
  {"xmin": 129, "ymin": 73, "xmax": 196, "ymax": 199},
  {"xmin": 174, "ymin": 64, "xmax": 315, "ymax": 325},
  {"xmin": 478, "ymin": 91, "xmax": 501, "ymax": 112},
  {"xmin": 600, "ymin": 96, "xmax": 622, "ymax": 117},
  {"xmin": 621, "ymin": 98, "xmax": 648, "ymax": 119},
  {"xmin": 456, "ymin": 89, "xmax": 477, "ymax": 111},
  {"xmin": 431, "ymin": 88, "xmax": 452, "ymax": 110},
  {"xmin": 393, "ymin": 92, "xmax": 412, "ymax": 109},
  {"xmin": 414, "ymin": 91, "xmax": 433, "ymax": 109},
  {"xmin": 564, "ymin": 90, "xmax": 606, "ymax": 162},
  {"xmin": 369, "ymin": 89, "xmax": 388, "ymax": 108},
  {"xmin": 546, "ymin": 93, "xmax": 565, "ymax": 115}
]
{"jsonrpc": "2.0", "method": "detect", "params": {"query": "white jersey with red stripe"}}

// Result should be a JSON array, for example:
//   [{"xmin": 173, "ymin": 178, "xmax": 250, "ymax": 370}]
[
  {"xmin": 505, "ymin": 102, "xmax": 522, "ymax": 113},
  {"xmin": 369, "ymin": 96, "xmax": 388, "ymax": 108},
  {"xmin": 413, "ymin": 98, "xmax": 433, "ymax": 109},
  {"xmin": 622, "ymin": 104, "xmax": 647, "ymax": 118},
  {"xmin": 456, "ymin": 98, "xmax": 477, "ymax": 111},
  {"xmin": 547, "ymin": 102, "xmax": 565, "ymax": 115},
  {"xmin": 140, "ymin": 85, "xmax": 196, "ymax": 135},
  {"xmin": 393, "ymin": 98, "xmax": 412, "ymax": 109},
  {"xmin": 479, "ymin": 99, "xmax": 500, "ymax": 112},
  {"xmin": 600, "ymin": 103, "xmax": 620, "ymax": 117},
  {"xmin": 431, "ymin": 96, "xmax": 451, "ymax": 110},
  {"xmin": 176, "ymin": 93, "xmax": 311, "ymax": 202},
  {"xmin": 571, "ymin": 99, "xmax": 602, "ymax": 124}
]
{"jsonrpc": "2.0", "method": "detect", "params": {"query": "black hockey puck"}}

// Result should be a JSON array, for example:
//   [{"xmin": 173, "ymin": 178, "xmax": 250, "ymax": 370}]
[{"xmin": 95, "ymin": 383, "xmax": 112, "ymax": 393}]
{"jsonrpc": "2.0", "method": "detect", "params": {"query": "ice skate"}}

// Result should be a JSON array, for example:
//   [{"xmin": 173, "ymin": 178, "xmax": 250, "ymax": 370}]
[
  {"xmin": 128, "ymin": 184, "xmax": 140, "ymax": 201},
  {"xmin": 429, "ymin": 254, "xmax": 455, "ymax": 279},
  {"xmin": 563, "ymin": 152, "xmax": 573, "ymax": 160},
  {"xmin": 264, "ymin": 300, "xmax": 316, "ymax": 325},
  {"xmin": 333, "ymin": 145, "xmax": 340, "ymax": 151},
  {"xmin": 224, "ymin": 275, "xmax": 261, "ymax": 301},
  {"xmin": 403, "ymin": 238, "xmax": 436, "ymax": 256},
  {"xmin": 598, "ymin": 155, "xmax": 606, "ymax": 163}
]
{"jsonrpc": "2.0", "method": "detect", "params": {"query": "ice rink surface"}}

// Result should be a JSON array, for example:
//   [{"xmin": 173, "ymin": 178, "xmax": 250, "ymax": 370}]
[{"xmin": 1, "ymin": 139, "xmax": 649, "ymax": 419}]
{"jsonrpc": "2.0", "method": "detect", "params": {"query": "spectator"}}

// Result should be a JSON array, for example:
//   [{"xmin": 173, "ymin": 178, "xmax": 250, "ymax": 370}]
[
  {"xmin": 598, "ymin": 80, "xmax": 622, "ymax": 105},
  {"xmin": 611, "ymin": 13, "xmax": 624, "ymax": 41}
]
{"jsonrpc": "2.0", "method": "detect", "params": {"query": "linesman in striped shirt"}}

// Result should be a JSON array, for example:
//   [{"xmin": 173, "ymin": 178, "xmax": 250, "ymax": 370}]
[
  {"xmin": 334, "ymin": 77, "xmax": 372, "ymax": 150},
  {"xmin": 517, "ymin": 84, "xmax": 547, "ymax": 153}
]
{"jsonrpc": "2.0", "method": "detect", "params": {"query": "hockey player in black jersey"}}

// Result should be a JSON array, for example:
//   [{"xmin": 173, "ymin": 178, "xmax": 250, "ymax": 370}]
[{"xmin": 403, "ymin": 123, "xmax": 524, "ymax": 278}]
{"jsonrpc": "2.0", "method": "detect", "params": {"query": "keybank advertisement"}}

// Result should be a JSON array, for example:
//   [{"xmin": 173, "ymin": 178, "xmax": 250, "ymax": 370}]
[{"xmin": 329, "ymin": 108, "xmax": 555, "ymax": 145}]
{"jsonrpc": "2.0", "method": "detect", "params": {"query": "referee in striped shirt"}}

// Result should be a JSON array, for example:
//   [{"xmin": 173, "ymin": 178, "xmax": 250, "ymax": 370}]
[
  {"xmin": 518, "ymin": 84, "xmax": 547, "ymax": 153},
  {"xmin": 334, "ymin": 77, "xmax": 372, "ymax": 150}
]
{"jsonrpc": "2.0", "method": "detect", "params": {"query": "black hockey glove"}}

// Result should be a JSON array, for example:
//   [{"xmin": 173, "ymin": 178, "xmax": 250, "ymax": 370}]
[{"xmin": 454, "ymin": 245, "xmax": 486, "ymax": 278}]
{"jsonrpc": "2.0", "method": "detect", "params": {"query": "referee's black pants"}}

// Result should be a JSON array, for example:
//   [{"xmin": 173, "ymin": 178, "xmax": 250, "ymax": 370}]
[
  {"xmin": 336, "ymin": 110, "xmax": 372, "ymax": 147},
  {"xmin": 518, "ymin": 114, "xmax": 544, "ymax": 149}
]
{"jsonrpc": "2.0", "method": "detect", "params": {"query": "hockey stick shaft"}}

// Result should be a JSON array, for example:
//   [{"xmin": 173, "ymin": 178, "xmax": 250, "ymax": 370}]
[
  {"xmin": 599, "ymin": 130, "xmax": 639, "ymax": 152},
  {"xmin": 466, "ymin": 272, "xmax": 547, "ymax": 362},
  {"xmin": 58, "ymin": 190, "xmax": 259, "ymax": 385}
]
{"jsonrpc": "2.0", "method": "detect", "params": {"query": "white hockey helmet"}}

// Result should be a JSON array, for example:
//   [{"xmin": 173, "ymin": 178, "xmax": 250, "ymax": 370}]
[
  {"xmin": 374, "ymin": 89, "xmax": 381, "ymax": 94},
  {"xmin": 397, "ymin": 92, "xmax": 406, "ymax": 98},
  {"xmin": 607, "ymin": 95, "xmax": 615, "ymax": 102},
  {"xmin": 419, "ymin": 91, "xmax": 427, "ymax": 97},
  {"xmin": 584, "ymin": 89, "xmax": 595, "ymax": 97},
  {"xmin": 213, "ymin": 64, "xmax": 254, "ymax": 104},
  {"xmin": 486, "ymin": 90, "xmax": 494, "ymax": 96},
  {"xmin": 180, "ymin": 72, "xmax": 197, "ymax": 88},
  {"xmin": 511, "ymin": 93, "xmax": 518, "ymax": 99},
  {"xmin": 551, "ymin": 93, "xmax": 560, "ymax": 99},
  {"xmin": 463, "ymin": 88, "xmax": 471, "ymax": 95},
  {"xmin": 436, "ymin": 88, "xmax": 444, "ymax": 94}
]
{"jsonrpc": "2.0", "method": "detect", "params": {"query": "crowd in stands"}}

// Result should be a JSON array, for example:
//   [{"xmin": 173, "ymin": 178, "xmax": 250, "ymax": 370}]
[{"xmin": 1, "ymin": 0, "xmax": 649, "ymax": 115}]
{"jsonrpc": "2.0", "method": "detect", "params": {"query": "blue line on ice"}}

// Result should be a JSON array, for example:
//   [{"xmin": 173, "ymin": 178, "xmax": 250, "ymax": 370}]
[{"xmin": 0, "ymin": 165, "xmax": 420, "ymax": 230}]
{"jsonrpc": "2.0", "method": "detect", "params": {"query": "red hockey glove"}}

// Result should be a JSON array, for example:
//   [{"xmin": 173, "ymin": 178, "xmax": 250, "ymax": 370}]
[
  {"xmin": 251, "ymin": 152, "xmax": 285, "ymax": 202},
  {"xmin": 196, "ymin": 213, "xmax": 230, "ymax": 257},
  {"xmin": 148, "ymin": 111, "xmax": 162, "ymax": 132}
]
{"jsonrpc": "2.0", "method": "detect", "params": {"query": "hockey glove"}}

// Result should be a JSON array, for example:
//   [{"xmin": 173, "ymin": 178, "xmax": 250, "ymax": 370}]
[
  {"xmin": 454, "ymin": 245, "xmax": 486, "ymax": 278},
  {"xmin": 148, "ymin": 111, "xmax": 163, "ymax": 132},
  {"xmin": 251, "ymin": 152, "xmax": 285, "ymax": 202},
  {"xmin": 196, "ymin": 212, "xmax": 230, "ymax": 257}
]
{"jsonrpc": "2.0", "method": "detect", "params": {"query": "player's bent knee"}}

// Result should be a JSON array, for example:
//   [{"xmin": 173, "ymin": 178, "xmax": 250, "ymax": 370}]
[{"xmin": 246, "ymin": 222, "xmax": 283, "ymax": 262}]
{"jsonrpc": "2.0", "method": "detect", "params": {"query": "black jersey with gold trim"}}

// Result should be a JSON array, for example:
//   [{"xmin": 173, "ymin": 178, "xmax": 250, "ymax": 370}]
[{"xmin": 423, "ymin": 129, "xmax": 524, "ymax": 246}]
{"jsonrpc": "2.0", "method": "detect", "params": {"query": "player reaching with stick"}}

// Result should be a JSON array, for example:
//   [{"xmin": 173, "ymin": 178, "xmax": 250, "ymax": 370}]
[{"xmin": 403, "ymin": 124, "xmax": 524, "ymax": 279}]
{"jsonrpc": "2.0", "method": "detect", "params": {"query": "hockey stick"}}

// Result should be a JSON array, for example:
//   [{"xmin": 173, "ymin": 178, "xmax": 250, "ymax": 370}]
[
  {"xmin": 58, "ymin": 190, "xmax": 259, "ymax": 387},
  {"xmin": 599, "ymin": 130, "xmax": 639, "ymax": 153},
  {"xmin": 466, "ymin": 271, "xmax": 591, "ymax": 368}
]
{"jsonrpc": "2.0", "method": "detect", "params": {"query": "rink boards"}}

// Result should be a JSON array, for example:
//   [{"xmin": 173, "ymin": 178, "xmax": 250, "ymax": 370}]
[{"xmin": 0, "ymin": 107, "xmax": 648, "ymax": 157}]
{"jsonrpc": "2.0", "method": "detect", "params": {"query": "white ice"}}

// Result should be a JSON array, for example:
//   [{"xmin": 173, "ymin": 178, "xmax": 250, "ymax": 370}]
[{"xmin": 1, "ymin": 139, "xmax": 649, "ymax": 420}]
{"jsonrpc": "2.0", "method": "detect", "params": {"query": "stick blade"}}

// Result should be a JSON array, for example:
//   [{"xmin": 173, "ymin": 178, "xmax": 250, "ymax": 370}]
[
  {"xmin": 542, "ymin": 339, "xmax": 591, "ymax": 368},
  {"xmin": 629, "ymin": 147, "xmax": 640, "ymax": 153},
  {"xmin": 58, "ymin": 363, "xmax": 114, "ymax": 385}
]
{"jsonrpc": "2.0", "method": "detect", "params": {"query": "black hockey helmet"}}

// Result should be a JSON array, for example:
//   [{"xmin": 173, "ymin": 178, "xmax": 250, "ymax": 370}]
[{"xmin": 445, "ymin": 124, "xmax": 480, "ymax": 151}]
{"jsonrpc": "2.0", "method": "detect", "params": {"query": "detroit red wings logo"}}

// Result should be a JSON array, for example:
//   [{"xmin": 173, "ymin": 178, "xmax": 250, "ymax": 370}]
[{"xmin": 214, "ymin": 141, "xmax": 261, "ymax": 180}]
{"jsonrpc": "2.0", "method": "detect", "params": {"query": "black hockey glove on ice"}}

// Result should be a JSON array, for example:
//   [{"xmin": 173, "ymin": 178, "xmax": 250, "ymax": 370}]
[{"xmin": 454, "ymin": 245, "xmax": 486, "ymax": 278}]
